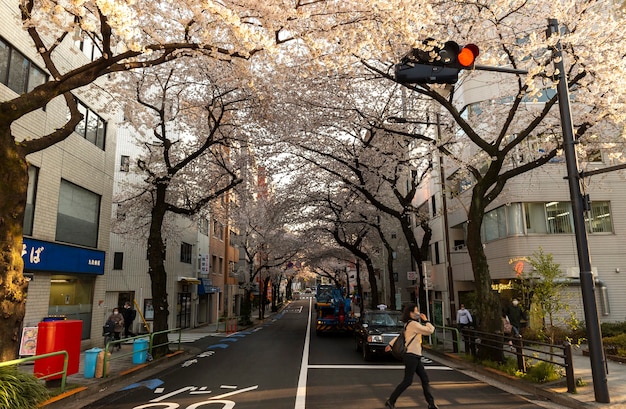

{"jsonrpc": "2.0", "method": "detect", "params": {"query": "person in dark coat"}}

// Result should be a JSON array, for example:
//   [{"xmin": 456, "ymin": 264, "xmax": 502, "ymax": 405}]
[
  {"xmin": 106, "ymin": 307, "xmax": 124, "ymax": 350},
  {"xmin": 507, "ymin": 299, "xmax": 523, "ymax": 336},
  {"xmin": 121, "ymin": 301, "xmax": 136, "ymax": 338}
]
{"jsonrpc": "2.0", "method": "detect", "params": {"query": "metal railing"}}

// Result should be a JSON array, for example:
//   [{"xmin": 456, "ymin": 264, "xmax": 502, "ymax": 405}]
[
  {"xmin": 431, "ymin": 327, "xmax": 576, "ymax": 394},
  {"xmin": 430, "ymin": 325, "xmax": 462, "ymax": 353},
  {"xmin": 103, "ymin": 328, "xmax": 181, "ymax": 377},
  {"xmin": 0, "ymin": 350, "xmax": 69, "ymax": 392}
]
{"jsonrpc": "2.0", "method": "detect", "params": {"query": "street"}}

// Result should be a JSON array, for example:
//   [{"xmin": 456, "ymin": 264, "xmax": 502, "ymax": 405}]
[{"xmin": 82, "ymin": 298, "xmax": 565, "ymax": 409}]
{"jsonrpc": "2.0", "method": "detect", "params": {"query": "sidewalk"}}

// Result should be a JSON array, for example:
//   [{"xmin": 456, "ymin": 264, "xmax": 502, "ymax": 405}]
[
  {"xmin": 426, "ymin": 343, "xmax": 626, "ymax": 408},
  {"xmin": 37, "ymin": 311, "xmax": 274, "ymax": 409}
]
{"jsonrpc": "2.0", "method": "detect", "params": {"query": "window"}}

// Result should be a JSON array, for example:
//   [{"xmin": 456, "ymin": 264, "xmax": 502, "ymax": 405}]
[
  {"xmin": 525, "ymin": 202, "xmax": 548, "ymax": 233},
  {"xmin": 431, "ymin": 195, "xmax": 437, "ymax": 216},
  {"xmin": 586, "ymin": 201, "xmax": 612, "ymax": 233},
  {"xmin": 74, "ymin": 100, "xmax": 106, "ymax": 149},
  {"xmin": 0, "ymin": 37, "xmax": 47, "ymax": 94},
  {"xmin": 55, "ymin": 180, "xmax": 101, "ymax": 248},
  {"xmin": 23, "ymin": 166, "xmax": 39, "ymax": 236},
  {"xmin": 546, "ymin": 202, "xmax": 574, "ymax": 234},
  {"xmin": 180, "ymin": 242, "xmax": 192, "ymax": 264},
  {"xmin": 198, "ymin": 218, "xmax": 209, "ymax": 236},
  {"xmin": 211, "ymin": 255, "xmax": 218, "ymax": 274},
  {"xmin": 213, "ymin": 219, "xmax": 223, "ymax": 240},
  {"xmin": 120, "ymin": 155, "xmax": 130, "ymax": 172},
  {"xmin": 433, "ymin": 241, "xmax": 441, "ymax": 264},
  {"xmin": 113, "ymin": 252, "xmax": 124, "ymax": 270},
  {"xmin": 74, "ymin": 31, "xmax": 102, "ymax": 61}
]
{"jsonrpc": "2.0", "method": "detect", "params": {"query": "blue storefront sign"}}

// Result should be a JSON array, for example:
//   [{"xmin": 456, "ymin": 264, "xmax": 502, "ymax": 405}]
[
  {"xmin": 198, "ymin": 278, "xmax": 220, "ymax": 295},
  {"xmin": 22, "ymin": 238, "xmax": 105, "ymax": 275}
]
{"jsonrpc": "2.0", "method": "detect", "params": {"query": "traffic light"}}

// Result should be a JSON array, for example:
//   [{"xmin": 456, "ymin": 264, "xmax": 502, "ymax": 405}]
[{"xmin": 394, "ymin": 40, "xmax": 479, "ymax": 84}]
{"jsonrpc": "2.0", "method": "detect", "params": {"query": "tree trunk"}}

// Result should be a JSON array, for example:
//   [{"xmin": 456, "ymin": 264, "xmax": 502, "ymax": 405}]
[
  {"xmin": 0, "ymin": 126, "xmax": 29, "ymax": 361},
  {"xmin": 400, "ymin": 216, "xmax": 428, "ymax": 312},
  {"xmin": 466, "ymin": 185, "xmax": 502, "ymax": 361},
  {"xmin": 359, "ymin": 257, "xmax": 377, "ymax": 309},
  {"xmin": 147, "ymin": 185, "xmax": 170, "ymax": 358}
]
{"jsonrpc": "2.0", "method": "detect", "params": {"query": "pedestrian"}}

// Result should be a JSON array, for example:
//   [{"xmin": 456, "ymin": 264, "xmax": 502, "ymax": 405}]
[
  {"xmin": 384, "ymin": 303, "xmax": 438, "ymax": 409},
  {"xmin": 456, "ymin": 303, "xmax": 473, "ymax": 354},
  {"xmin": 121, "ymin": 301, "xmax": 137, "ymax": 337},
  {"xmin": 507, "ymin": 299, "xmax": 523, "ymax": 336},
  {"xmin": 456, "ymin": 304, "xmax": 473, "ymax": 329},
  {"xmin": 106, "ymin": 307, "xmax": 124, "ymax": 350}
]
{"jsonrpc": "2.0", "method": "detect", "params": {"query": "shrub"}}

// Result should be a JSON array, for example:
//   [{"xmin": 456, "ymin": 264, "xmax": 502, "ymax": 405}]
[
  {"xmin": 603, "ymin": 333, "xmax": 626, "ymax": 356},
  {"xmin": 523, "ymin": 361, "xmax": 563, "ymax": 383},
  {"xmin": 0, "ymin": 365, "xmax": 50, "ymax": 409},
  {"xmin": 601, "ymin": 322, "xmax": 626, "ymax": 338}
]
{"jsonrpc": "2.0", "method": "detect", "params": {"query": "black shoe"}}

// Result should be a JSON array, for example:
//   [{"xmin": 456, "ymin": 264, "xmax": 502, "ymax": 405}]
[
  {"xmin": 428, "ymin": 405, "xmax": 439, "ymax": 409},
  {"xmin": 385, "ymin": 400, "xmax": 395, "ymax": 409}
]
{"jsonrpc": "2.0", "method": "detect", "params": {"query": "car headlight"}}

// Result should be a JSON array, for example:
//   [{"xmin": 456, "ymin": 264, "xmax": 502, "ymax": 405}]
[{"xmin": 367, "ymin": 335, "xmax": 384, "ymax": 343}]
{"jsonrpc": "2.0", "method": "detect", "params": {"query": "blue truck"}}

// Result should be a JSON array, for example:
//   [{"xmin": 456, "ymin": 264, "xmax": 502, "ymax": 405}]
[{"xmin": 314, "ymin": 285, "xmax": 356, "ymax": 335}]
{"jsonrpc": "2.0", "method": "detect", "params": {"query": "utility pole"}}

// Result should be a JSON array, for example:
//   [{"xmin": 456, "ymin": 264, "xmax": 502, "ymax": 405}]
[{"xmin": 547, "ymin": 18, "xmax": 609, "ymax": 403}]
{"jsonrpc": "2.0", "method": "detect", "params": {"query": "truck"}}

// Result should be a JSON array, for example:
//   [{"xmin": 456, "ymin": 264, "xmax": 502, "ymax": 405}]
[{"xmin": 314, "ymin": 285, "xmax": 356, "ymax": 335}]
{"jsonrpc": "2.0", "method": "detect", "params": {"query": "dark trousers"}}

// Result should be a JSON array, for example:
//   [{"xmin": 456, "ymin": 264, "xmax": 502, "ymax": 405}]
[
  {"xmin": 124, "ymin": 322, "xmax": 134, "ymax": 337},
  {"xmin": 389, "ymin": 353, "xmax": 435, "ymax": 406}
]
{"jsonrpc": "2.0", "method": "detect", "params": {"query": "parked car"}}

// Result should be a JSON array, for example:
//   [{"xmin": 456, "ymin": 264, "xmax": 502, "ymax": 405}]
[{"xmin": 354, "ymin": 309, "xmax": 404, "ymax": 361}]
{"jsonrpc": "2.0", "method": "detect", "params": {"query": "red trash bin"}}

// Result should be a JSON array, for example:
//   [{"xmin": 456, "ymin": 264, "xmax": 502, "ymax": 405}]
[{"xmin": 34, "ymin": 319, "xmax": 82, "ymax": 379}]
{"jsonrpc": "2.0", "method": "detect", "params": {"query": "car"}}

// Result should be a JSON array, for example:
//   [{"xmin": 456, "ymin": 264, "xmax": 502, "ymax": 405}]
[{"xmin": 354, "ymin": 309, "xmax": 404, "ymax": 361}]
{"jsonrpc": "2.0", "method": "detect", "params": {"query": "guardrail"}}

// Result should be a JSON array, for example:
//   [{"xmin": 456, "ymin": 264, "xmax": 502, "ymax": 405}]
[
  {"xmin": 0, "ymin": 350, "xmax": 69, "ymax": 392},
  {"xmin": 431, "ymin": 327, "xmax": 576, "ymax": 394},
  {"xmin": 430, "ymin": 325, "xmax": 462, "ymax": 353},
  {"xmin": 103, "ymin": 328, "xmax": 181, "ymax": 377}
]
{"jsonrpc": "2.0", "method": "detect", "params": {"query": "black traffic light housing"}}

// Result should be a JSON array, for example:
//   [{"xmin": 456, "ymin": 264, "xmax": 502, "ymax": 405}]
[{"xmin": 394, "ymin": 39, "xmax": 479, "ymax": 84}]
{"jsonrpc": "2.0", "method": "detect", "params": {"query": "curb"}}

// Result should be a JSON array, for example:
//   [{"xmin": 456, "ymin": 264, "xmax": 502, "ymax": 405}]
[
  {"xmin": 425, "ymin": 347, "xmax": 591, "ymax": 409},
  {"xmin": 41, "ymin": 348, "xmax": 196, "ymax": 409}
]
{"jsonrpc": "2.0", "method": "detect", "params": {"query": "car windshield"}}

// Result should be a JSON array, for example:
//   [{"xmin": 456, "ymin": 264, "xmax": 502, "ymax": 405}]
[{"xmin": 366, "ymin": 312, "xmax": 402, "ymax": 327}]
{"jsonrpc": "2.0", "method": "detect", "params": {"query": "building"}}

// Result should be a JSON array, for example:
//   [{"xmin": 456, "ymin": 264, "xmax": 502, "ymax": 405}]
[
  {"xmin": 2, "ymin": 0, "xmax": 116, "ymax": 349},
  {"xmin": 413, "ymin": 69, "xmax": 626, "ymax": 327}
]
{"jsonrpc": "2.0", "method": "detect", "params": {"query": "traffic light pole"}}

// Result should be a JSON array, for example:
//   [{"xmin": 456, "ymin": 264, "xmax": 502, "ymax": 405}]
[{"xmin": 547, "ymin": 18, "xmax": 610, "ymax": 404}]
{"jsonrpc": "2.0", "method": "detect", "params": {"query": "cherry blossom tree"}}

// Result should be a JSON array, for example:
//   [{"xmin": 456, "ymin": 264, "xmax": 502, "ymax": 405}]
[
  {"xmin": 0, "ymin": 0, "xmax": 435, "ymax": 359},
  {"xmin": 113, "ymin": 61, "xmax": 251, "ymax": 355},
  {"xmin": 360, "ymin": 2, "xmax": 626, "ymax": 342}
]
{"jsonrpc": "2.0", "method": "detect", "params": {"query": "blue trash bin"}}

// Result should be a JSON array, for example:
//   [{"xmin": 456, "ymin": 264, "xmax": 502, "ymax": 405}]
[
  {"xmin": 132, "ymin": 339, "xmax": 149, "ymax": 364},
  {"xmin": 84, "ymin": 348, "xmax": 102, "ymax": 378}
]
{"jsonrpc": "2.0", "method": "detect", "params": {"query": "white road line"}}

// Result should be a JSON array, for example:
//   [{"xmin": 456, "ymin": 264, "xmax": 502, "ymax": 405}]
[
  {"xmin": 307, "ymin": 364, "xmax": 452, "ymax": 370},
  {"xmin": 294, "ymin": 297, "xmax": 312, "ymax": 409}
]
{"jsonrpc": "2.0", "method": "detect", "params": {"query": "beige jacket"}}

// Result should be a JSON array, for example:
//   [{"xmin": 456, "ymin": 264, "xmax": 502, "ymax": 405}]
[{"xmin": 390, "ymin": 320, "xmax": 435, "ymax": 356}]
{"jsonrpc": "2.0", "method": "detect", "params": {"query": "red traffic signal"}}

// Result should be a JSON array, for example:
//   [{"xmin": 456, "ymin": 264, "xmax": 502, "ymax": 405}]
[
  {"xmin": 456, "ymin": 43, "xmax": 479, "ymax": 68},
  {"xmin": 394, "ymin": 40, "xmax": 479, "ymax": 84}
]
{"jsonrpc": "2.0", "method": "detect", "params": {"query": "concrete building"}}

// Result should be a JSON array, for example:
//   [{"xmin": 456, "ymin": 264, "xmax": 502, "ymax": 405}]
[
  {"xmin": 2, "ymin": 0, "xmax": 116, "ymax": 349},
  {"xmin": 413, "ymin": 71, "xmax": 626, "ymax": 327},
  {"xmin": 105, "ymin": 123, "xmax": 242, "ymax": 335}
]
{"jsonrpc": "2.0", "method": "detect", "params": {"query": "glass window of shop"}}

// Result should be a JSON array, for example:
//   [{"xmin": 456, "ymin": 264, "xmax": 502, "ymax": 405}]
[{"xmin": 48, "ymin": 275, "xmax": 95, "ymax": 339}]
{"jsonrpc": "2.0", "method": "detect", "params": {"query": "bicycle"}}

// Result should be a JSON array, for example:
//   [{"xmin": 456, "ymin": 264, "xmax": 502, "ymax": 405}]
[{"xmin": 103, "ymin": 328, "xmax": 115, "ymax": 353}]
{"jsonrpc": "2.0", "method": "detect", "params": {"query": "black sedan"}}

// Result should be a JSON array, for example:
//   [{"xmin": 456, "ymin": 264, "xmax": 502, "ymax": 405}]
[{"xmin": 354, "ymin": 309, "xmax": 404, "ymax": 361}]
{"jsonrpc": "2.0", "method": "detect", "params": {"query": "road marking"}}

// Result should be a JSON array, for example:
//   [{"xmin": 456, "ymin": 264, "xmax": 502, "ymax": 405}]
[
  {"xmin": 307, "ymin": 364, "xmax": 452, "ymax": 370},
  {"xmin": 294, "ymin": 297, "xmax": 312, "ymax": 409},
  {"xmin": 121, "ymin": 379, "xmax": 165, "ymax": 391},
  {"xmin": 220, "ymin": 385, "xmax": 238, "ymax": 389},
  {"xmin": 209, "ymin": 385, "xmax": 259, "ymax": 400},
  {"xmin": 151, "ymin": 386, "xmax": 196, "ymax": 402},
  {"xmin": 207, "ymin": 344, "xmax": 229, "ymax": 349},
  {"xmin": 182, "ymin": 359, "xmax": 198, "ymax": 367}
]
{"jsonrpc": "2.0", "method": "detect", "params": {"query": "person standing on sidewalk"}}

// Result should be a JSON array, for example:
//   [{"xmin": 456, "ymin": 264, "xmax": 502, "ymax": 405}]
[
  {"xmin": 121, "ymin": 301, "xmax": 137, "ymax": 337},
  {"xmin": 456, "ymin": 303, "xmax": 474, "ymax": 354},
  {"xmin": 384, "ymin": 303, "xmax": 438, "ymax": 409},
  {"xmin": 106, "ymin": 308, "xmax": 124, "ymax": 350}
]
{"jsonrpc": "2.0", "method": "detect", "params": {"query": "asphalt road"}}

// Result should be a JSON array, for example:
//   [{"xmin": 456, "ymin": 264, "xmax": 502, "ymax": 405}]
[{"xmin": 82, "ymin": 297, "xmax": 565, "ymax": 409}]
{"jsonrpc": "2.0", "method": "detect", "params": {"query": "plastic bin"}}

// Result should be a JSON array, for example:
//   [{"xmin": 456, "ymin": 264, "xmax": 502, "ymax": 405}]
[
  {"xmin": 34, "ymin": 319, "xmax": 82, "ymax": 380},
  {"xmin": 84, "ymin": 348, "xmax": 102, "ymax": 378},
  {"xmin": 132, "ymin": 338, "xmax": 149, "ymax": 364}
]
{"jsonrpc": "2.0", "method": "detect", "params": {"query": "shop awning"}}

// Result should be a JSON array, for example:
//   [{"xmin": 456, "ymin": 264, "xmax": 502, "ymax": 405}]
[{"xmin": 178, "ymin": 276, "xmax": 201, "ymax": 284}]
